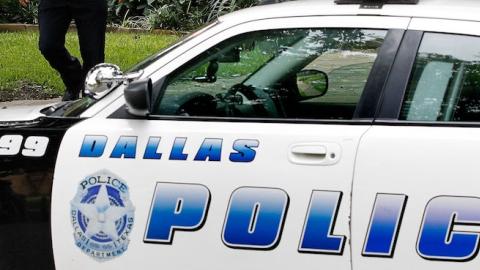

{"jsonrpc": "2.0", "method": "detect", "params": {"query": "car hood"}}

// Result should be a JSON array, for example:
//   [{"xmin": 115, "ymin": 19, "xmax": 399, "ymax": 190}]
[{"xmin": 0, "ymin": 103, "xmax": 54, "ymax": 122}]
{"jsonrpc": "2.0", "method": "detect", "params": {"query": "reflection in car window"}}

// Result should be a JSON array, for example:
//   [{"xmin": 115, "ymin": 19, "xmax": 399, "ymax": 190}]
[
  {"xmin": 128, "ymin": 21, "xmax": 220, "ymax": 73},
  {"xmin": 153, "ymin": 28, "xmax": 387, "ymax": 120},
  {"xmin": 401, "ymin": 33, "xmax": 480, "ymax": 122}
]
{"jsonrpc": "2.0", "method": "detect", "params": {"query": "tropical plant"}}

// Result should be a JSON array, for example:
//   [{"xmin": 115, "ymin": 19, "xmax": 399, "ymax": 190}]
[
  {"xmin": 120, "ymin": 16, "xmax": 151, "ymax": 30},
  {"xmin": 0, "ymin": 0, "xmax": 259, "ymax": 30},
  {"xmin": 0, "ymin": 0, "xmax": 39, "ymax": 24},
  {"xmin": 143, "ymin": 1, "xmax": 208, "ymax": 31},
  {"xmin": 207, "ymin": 0, "xmax": 257, "ymax": 22},
  {"xmin": 107, "ymin": 0, "xmax": 259, "ymax": 31}
]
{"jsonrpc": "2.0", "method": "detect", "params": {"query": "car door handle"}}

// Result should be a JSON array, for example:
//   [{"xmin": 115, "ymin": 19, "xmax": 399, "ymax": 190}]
[{"xmin": 289, "ymin": 143, "xmax": 341, "ymax": 166}]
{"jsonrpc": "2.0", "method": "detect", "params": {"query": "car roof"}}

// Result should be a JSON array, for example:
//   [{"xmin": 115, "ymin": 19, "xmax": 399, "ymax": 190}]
[{"xmin": 220, "ymin": 0, "xmax": 480, "ymax": 24}]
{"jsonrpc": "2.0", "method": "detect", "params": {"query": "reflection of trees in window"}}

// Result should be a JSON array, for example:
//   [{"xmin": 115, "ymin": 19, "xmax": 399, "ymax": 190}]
[
  {"xmin": 182, "ymin": 28, "xmax": 384, "ymax": 83},
  {"xmin": 305, "ymin": 29, "xmax": 383, "ymax": 51},
  {"xmin": 402, "ymin": 50, "xmax": 480, "ymax": 121}
]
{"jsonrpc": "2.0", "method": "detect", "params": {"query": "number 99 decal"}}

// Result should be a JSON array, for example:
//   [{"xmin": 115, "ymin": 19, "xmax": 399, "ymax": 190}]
[{"xmin": 0, "ymin": 135, "xmax": 49, "ymax": 157}]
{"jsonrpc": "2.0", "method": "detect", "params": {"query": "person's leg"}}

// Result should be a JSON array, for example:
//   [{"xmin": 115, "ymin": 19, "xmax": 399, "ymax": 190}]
[
  {"xmin": 38, "ymin": 0, "xmax": 83, "ymax": 100},
  {"xmin": 71, "ymin": 0, "xmax": 108, "ymax": 83}
]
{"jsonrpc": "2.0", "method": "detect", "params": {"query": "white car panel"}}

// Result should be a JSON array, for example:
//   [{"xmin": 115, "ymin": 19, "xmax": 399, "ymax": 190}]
[
  {"xmin": 352, "ymin": 126, "xmax": 480, "ymax": 269},
  {"xmin": 220, "ymin": 0, "xmax": 480, "ymax": 25},
  {"xmin": 350, "ymin": 13, "xmax": 480, "ymax": 269},
  {"xmin": 52, "ymin": 118, "xmax": 368, "ymax": 269},
  {"xmin": 0, "ymin": 103, "xmax": 54, "ymax": 122},
  {"xmin": 408, "ymin": 18, "xmax": 480, "ymax": 36}
]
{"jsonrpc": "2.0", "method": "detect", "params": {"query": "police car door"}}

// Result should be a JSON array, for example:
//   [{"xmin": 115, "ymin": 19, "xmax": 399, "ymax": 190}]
[
  {"xmin": 51, "ymin": 16, "xmax": 409, "ymax": 270},
  {"xmin": 351, "ymin": 19, "xmax": 480, "ymax": 269}
]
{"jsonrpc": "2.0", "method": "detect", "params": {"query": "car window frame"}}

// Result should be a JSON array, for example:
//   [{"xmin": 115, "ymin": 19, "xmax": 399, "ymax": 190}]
[
  {"xmin": 109, "ymin": 16, "xmax": 410, "ymax": 124},
  {"xmin": 376, "ymin": 18, "xmax": 480, "ymax": 127}
]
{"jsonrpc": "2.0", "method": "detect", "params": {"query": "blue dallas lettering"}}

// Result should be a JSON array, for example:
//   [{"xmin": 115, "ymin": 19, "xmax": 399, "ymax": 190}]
[
  {"xmin": 222, "ymin": 187, "xmax": 289, "ymax": 249},
  {"xmin": 298, "ymin": 191, "xmax": 345, "ymax": 254},
  {"xmin": 143, "ymin": 137, "xmax": 162, "ymax": 160},
  {"xmin": 417, "ymin": 196, "xmax": 480, "ymax": 261},
  {"xmin": 79, "ymin": 135, "xmax": 107, "ymax": 157},
  {"xmin": 229, "ymin": 139, "xmax": 259, "ymax": 162},
  {"xmin": 110, "ymin": 136, "xmax": 137, "ymax": 159},
  {"xmin": 194, "ymin": 138, "xmax": 223, "ymax": 162},
  {"xmin": 79, "ymin": 135, "xmax": 259, "ymax": 162},
  {"xmin": 363, "ymin": 194, "xmax": 407, "ymax": 257},
  {"xmin": 144, "ymin": 183, "xmax": 210, "ymax": 244},
  {"xmin": 169, "ymin": 137, "xmax": 188, "ymax": 160}
]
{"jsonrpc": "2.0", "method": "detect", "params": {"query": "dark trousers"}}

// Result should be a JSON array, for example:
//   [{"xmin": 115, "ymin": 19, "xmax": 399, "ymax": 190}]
[{"xmin": 38, "ymin": 0, "xmax": 107, "ymax": 93}]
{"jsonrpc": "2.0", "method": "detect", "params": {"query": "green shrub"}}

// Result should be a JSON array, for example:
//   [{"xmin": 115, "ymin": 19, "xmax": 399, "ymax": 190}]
[
  {"xmin": 110, "ymin": 0, "xmax": 259, "ymax": 31},
  {"xmin": 0, "ymin": 0, "xmax": 38, "ymax": 24},
  {"xmin": 0, "ymin": 0, "xmax": 258, "ymax": 31},
  {"xmin": 143, "ymin": 1, "xmax": 209, "ymax": 31}
]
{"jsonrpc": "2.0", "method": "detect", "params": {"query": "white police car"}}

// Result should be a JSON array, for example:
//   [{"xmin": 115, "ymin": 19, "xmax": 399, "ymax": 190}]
[{"xmin": 2, "ymin": 0, "xmax": 480, "ymax": 269}]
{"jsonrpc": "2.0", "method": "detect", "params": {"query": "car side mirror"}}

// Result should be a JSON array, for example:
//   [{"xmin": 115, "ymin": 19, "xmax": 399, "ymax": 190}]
[
  {"xmin": 124, "ymin": 78, "xmax": 152, "ymax": 117},
  {"xmin": 85, "ymin": 63, "xmax": 144, "ymax": 98},
  {"xmin": 193, "ymin": 60, "xmax": 219, "ymax": 83},
  {"xmin": 296, "ymin": 69, "xmax": 329, "ymax": 99},
  {"xmin": 217, "ymin": 47, "xmax": 241, "ymax": 63}
]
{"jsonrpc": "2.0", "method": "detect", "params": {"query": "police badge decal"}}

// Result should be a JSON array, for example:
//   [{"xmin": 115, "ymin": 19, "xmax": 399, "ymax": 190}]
[{"xmin": 70, "ymin": 170, "xmax": 135, "ymax": 261}]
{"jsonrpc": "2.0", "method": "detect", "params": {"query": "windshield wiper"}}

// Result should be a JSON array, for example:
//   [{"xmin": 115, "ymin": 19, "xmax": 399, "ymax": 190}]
[{"xmin": 41, "ymin": 101, "xmax": 71, "ymax": 115}]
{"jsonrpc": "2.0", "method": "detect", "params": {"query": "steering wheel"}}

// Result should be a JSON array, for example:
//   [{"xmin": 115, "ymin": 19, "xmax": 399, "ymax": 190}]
[
  {"xmin": 224, "ymin": 84, "xmax": 284, "ymax": 118},
  {"xmin": 176, "ymin": 92, "xmax": 217, "ymax": 117},
  {"xmin": 223, "ymin": 84, "xmax": 272, "ymax": 117}
]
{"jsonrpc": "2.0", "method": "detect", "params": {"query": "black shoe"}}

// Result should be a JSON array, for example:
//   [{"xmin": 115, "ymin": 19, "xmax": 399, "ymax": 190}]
[
  {"xmin": 61, "ymin": 57, "xmax": 84, "ymax": 101},
  {"xmin": 62, "ymin": 90, "xmax": 80, "ymax": 101}
]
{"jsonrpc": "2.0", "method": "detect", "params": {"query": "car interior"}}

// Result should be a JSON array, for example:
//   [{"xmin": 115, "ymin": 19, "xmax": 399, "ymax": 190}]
[{"xmin": 154, "ymin": 28, "xmax": 386, "ymax": 120}]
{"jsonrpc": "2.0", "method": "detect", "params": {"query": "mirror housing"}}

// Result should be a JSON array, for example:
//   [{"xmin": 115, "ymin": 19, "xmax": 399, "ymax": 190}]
[
  {"xmin": 85, "ymin": 63, "xmax": 143, "ymax": 97},
  {"xmin": 193, "ymin": 60, "xmax": 219, "ymax": 83},
  {"xmin": 192, "ymin": 47, "xmax": 242, "ymax": 83},
  {"xmin": 296, "ymin": 69, "xmax": 329, "ymax": 99},
  {"xmin": 217, "ymin": 47, "xmax": 241, "ymax": 63},
  {"xmin": 124, "ymin": 78, "xmax": 152, "ymax": 117}
]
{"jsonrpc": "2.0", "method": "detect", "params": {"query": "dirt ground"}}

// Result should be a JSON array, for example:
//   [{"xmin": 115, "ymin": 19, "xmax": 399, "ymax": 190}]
[{"xmin": 0, "ymin": 82, "xmax": 60, "ymax": 103}]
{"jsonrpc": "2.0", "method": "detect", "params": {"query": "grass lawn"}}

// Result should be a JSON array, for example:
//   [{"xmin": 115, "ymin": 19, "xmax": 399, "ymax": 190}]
[{"xmin": 0, "ymin": 31, "xmax": 179, "ymax": 97}]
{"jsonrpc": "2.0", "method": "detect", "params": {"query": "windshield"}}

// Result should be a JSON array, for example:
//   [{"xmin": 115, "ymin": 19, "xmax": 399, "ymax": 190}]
[{"xmin": 43, "ymin": 96, "xmax": 97, "ymax": 117}]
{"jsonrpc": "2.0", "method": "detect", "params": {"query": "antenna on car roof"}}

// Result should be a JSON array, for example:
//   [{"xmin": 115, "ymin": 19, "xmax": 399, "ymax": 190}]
[{"xmin": 335, "ymin": 0, "xmax": 419, "ymax": 9}]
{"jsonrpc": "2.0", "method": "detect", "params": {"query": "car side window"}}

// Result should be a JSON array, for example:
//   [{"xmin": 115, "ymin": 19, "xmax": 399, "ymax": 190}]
[
  {"xmin": 400, "ymin": 33, "xmax": 480, "ymax": 122},
  {"xmin": 153, "ymin": 28, "xmax": 387, "ymax": 120}
]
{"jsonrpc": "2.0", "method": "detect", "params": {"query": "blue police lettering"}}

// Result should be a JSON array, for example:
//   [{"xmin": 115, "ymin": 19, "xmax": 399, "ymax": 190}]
[
  {"xmin": 417, "ymin": 196, "xmax": 480, "ymax": 261},
  {"xmin": 222, "ymin": 187, "xmax": 289, "ymax": 249},
  {"xmin": 144, "ymin": 183, "xmax": 210, "ymax": 243},
  {"xmin": 141, "ymin": 185, "xmax": 480, "ymax": 262},
  {"xmin": 363, "ymin": 194, "xmax": 407, "ymax": 257},
  {"xmin": 299, "ymin": 191, "xmax": 345, "ymax": 254}
]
